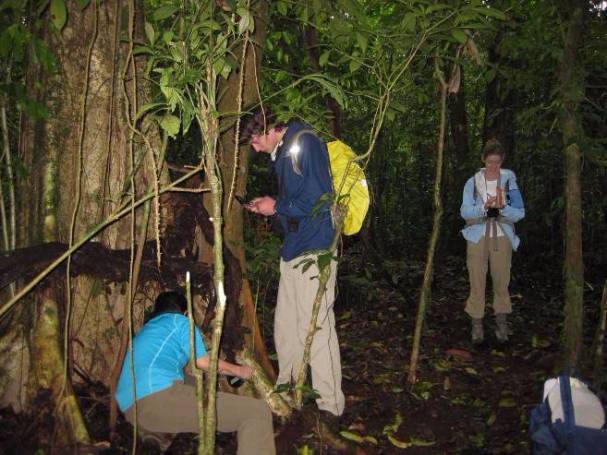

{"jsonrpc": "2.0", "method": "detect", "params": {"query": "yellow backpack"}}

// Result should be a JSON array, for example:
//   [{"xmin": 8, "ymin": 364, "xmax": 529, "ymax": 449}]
[
  {"xmin": 289, "ymin": 130, "xmax": 370, "ymax": 235},
  {"xmin": 327, "ymin": 140, "xmax": 370, "ymax": 235}
]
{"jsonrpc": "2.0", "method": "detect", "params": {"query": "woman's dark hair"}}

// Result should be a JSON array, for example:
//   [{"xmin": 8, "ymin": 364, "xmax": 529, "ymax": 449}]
[
  {"xmin": 146, "ymin": 291, "xmax": 187, "ymax": 322},
  {"xmin": 240, "ymin": 105, "xmax": 287, "ymax": 144},
  {"xmin": 482, "ymin": 139, "xmax": 505, "ymax": 160}
]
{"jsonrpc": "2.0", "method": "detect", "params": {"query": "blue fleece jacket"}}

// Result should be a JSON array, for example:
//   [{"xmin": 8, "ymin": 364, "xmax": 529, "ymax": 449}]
[{"xmin": 271, "ymin": 121, "xmax": 334, "ymax": 261}]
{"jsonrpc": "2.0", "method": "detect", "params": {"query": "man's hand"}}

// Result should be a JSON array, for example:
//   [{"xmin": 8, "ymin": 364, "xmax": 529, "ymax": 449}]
[{"xmin": 248, "ymin": 196, "xmax": 276, "ymax": 216}]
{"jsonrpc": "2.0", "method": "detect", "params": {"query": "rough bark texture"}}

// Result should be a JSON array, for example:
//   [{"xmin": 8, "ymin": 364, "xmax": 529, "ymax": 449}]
[
  {"xmin": 1, "ymin": 0, "xmax": 160, "ymax": 437},
  {"xmin": 28, "ymin": 292, "xmax": 91, "ymax": 449},
  {"xmin": 559, "ymin": 5, "xmax": 586, "ymax": 367}
]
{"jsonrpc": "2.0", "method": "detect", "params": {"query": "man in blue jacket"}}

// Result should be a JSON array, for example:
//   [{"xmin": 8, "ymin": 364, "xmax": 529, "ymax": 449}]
[{"xmin": 242, "ymin": 106, "xmax": 345, "ymax": 420}]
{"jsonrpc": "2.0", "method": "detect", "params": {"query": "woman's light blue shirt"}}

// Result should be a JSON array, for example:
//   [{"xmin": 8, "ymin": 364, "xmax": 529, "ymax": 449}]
[
  {"xmin": 115, "ymin": 313, "xmax": 207, "ymax": 411},
  {"xmin": 460, "ymin": 168, "xmax": 525, "ymax": 251}
]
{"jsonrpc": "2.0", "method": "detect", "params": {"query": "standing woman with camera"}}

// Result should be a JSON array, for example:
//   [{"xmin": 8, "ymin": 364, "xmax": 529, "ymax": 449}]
[{"xmin": 460, "ymin": 139, "xmax": 525, "ymax": 345}]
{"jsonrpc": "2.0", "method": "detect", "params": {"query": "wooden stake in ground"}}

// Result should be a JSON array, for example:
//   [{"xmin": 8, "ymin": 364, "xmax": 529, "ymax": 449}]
[{"xmin": 407, "ymin": 59, "xmax": 448, "ymax": 384}]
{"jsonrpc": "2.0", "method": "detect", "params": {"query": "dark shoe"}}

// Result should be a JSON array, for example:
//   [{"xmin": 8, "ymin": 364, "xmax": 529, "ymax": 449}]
[
  {"xmin": 495, "ymin": 313, "xmax": 509, "ymax": 343},
  {"xmin": 318, "ymin": 410, "xmax": 341, "ymax": 432},
  {"xmin": 471, "ymin": 318, "xmax": 484, "ymax": 345},
  {"xmin": 140, "ymin": 431, "xmax": 174, "ymax": 454}
]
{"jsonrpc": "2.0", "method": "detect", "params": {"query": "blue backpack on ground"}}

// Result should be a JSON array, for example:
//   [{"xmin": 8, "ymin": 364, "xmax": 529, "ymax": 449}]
[{"xmin": 529, "ymin": 373, "xmax": 607, "ymax": 454}]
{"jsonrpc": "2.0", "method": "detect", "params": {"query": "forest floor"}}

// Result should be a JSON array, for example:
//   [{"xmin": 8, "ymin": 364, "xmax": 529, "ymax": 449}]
[{"xmin": 0, "ymin": 250, "xmax": 604, "ymax": 454}]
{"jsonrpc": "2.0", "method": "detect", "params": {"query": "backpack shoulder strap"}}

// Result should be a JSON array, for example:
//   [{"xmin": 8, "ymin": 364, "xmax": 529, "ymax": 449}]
[
  {"xmin": 472, "ymin": 169, "xmax": 482, "ymax": 202},
  {"xmin": 286, "ymin": 129, "xmax": 317, "ymax": 176},
  {"xmin": 559, "ymin": 374, "xmax": 576, "ymax": 430}
]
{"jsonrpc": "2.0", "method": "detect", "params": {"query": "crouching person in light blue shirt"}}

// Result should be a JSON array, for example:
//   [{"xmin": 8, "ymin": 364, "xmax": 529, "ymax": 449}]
[
  {"xmin": 116, "ymin": 291, "xmax": 275, "ymax": 454},
  {"xmin": 460, "ymin": 139, "xmax": 525, "ymax": 345}
]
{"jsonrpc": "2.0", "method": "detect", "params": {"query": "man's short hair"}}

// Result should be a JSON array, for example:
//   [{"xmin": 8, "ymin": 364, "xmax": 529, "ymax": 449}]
[
  {"xmin": 240, "ymin": 105, "xmax": 287, "ymax": 144},
  {"xmin": 147, "ymin": 291, "xmax": 187, "ymax": 321}
]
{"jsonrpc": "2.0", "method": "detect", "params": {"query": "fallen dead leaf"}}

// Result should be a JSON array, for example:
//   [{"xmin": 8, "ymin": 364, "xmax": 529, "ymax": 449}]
[{"xmin": 446, "ymin": 348, "xmax": 473, "ymax": 361}]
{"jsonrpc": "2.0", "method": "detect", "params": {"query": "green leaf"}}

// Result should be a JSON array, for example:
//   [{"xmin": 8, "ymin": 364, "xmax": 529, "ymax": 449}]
[
  {"xmin": 144, "ymin": 22, "xmax": 155, "ymax": 45},
  {"xmin": 472, "ymin": 6, "xmax": 506, "ymax": 20},
  {"xmin": 410, "ymin": 437, "xmax": 436, "ymax": 447},
  {"xmin": 32, "ymin": 38, "xmax": 55, "ymax": 72},
  {"xmin": 531, "ymin": 335, "xmax": 551, "ymax": 348},
  {"xmin": 135, "ymin": 102, "xmax": 164, "ymax": 121},
  {"xmin": 451, "ymin": 29, "xmax": 468, "ymax": 44},
  {"xmin": 319, "ymin": 50, "xmax": 330, "ymax": 67},
  {"xmin": 163, "ymin": 30, "xmax": 174, "ymax": 44},
  {"xmin": 160, "ymin": 114, "xmax": 180, "ymax": 138},
  {"xmin": 498, "ymin": 397, "xmax": 516, "ymax": 408},
  {"xmin": 237, "ymin": 7, "xmax": 254, "ymax": 34},
  {"xmin": 133, "ymin": 46, "xmax": 153, "ymax": 56},
  {"xmin": 74, "ymin": 0, "xmax": 90, "ymax": 11},
  {"xmin": 382, "ymin": 412, "xmax": 403, "ymax": 435},
  {"xmin": 486, "ymin": 411, "xmax": 497, "ymax": 426},
  {"xmin": 294, "ymin": 383, "xmax": 320, "ymax": 401},
  {"xmin": 169, "ymin": 45, "xmax": 183, "ymax": 62},
  {"xmin": 296, "ymin": 445, "xmax": 313, "ymax": 455},
  {"xmin": 340, "ymin": 431, "xmax": 377, "ymax": 445},
  {"xmin": 426, "ymin": 3, "xmax": 449, "ymax": 14},
  {"xmin": 402, "ymin": 12, "xmax": 416, "ymax": 32},
  {"xmin": 153, "ymin": 5, "xmax": 179, "ymax": 21},
  {"xmin": 349, "ymin": 58, "xmax": 362, "ymax": 73},
  {"xmin": 387, "ymin": 434, "xmax": 412, "ymax": 449},
  {"xmin": 272, "ymin": 382, "xmax": 292, "ymax": 394},
  {"xmin": 317, "ymin": 251, "xmax": 334, "ymax": 271},
  {"xmin": 300, "ymin": 74, "xmax": 346, "ymax": 108},
  {"xmin": 484, "ymin": 67, "xmax": 497, "ymax": 82},
  {"xmin": 50, "ymin": 0, "xmax": 67, "ymax": 31},
  {"xmin": 276, "ymin": 0, "xmax": 288, "ymax": 15},
  {"xmin": 355, "ymin": 32, "xmax": 367, "ymax": 52}
]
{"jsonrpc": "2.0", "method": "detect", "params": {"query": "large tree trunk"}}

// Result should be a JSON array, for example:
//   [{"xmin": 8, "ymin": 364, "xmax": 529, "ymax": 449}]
[
  {"xmin": 558, "ymin": 4, "xmax": 586, "ymax": 367},
  {"xmin": 3, "ymin": 0, "xmax": 158, "ymax": 444}
]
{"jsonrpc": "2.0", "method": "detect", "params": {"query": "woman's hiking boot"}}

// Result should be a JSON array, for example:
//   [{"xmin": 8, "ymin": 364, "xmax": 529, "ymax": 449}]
[
  {"xmin": 495, "ymin": 313, "xmax": 509, "ymax": 343},
  {"xmin": 471, "ymin": 318, "xmax": 484, "ymax": 345}
]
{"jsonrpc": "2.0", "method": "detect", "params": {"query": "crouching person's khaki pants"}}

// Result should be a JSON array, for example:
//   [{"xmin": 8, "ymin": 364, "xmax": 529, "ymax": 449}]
[{"xmin": 124, "ymin": 382, "xmax": 275, "ymax": 455}]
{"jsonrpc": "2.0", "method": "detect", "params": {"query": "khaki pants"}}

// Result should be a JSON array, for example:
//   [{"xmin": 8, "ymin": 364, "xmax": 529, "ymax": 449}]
[
  {"xmin": 124, "ymin": 383, "xmax": 275, "ymax": 455},
  {"xmin": 275, "ymin": 255, "xmax": 345, "ymax": 416},
  {"xmin": 465, "ymin": 236, "xmax": 512, "ymax": 320}
]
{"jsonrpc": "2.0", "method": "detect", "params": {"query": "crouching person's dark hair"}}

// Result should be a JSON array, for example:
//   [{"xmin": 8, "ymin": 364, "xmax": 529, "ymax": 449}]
[{"xmin": 146, "ymin": 291, "xmax": 187, "ymax": 322}]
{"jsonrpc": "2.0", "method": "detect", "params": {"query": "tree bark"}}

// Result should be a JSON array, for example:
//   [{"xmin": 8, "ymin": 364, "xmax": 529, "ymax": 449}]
[
  {"xmin": 2, "ymin": 0, "xmax": 159, "ymax": 444},
  {"xmin": 558, "ymin": 4, "xmax": 586, "ymax": 367},
  {"xmin": 214, "ymin": 0, "xmax": 276, "ymax": 380}
]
